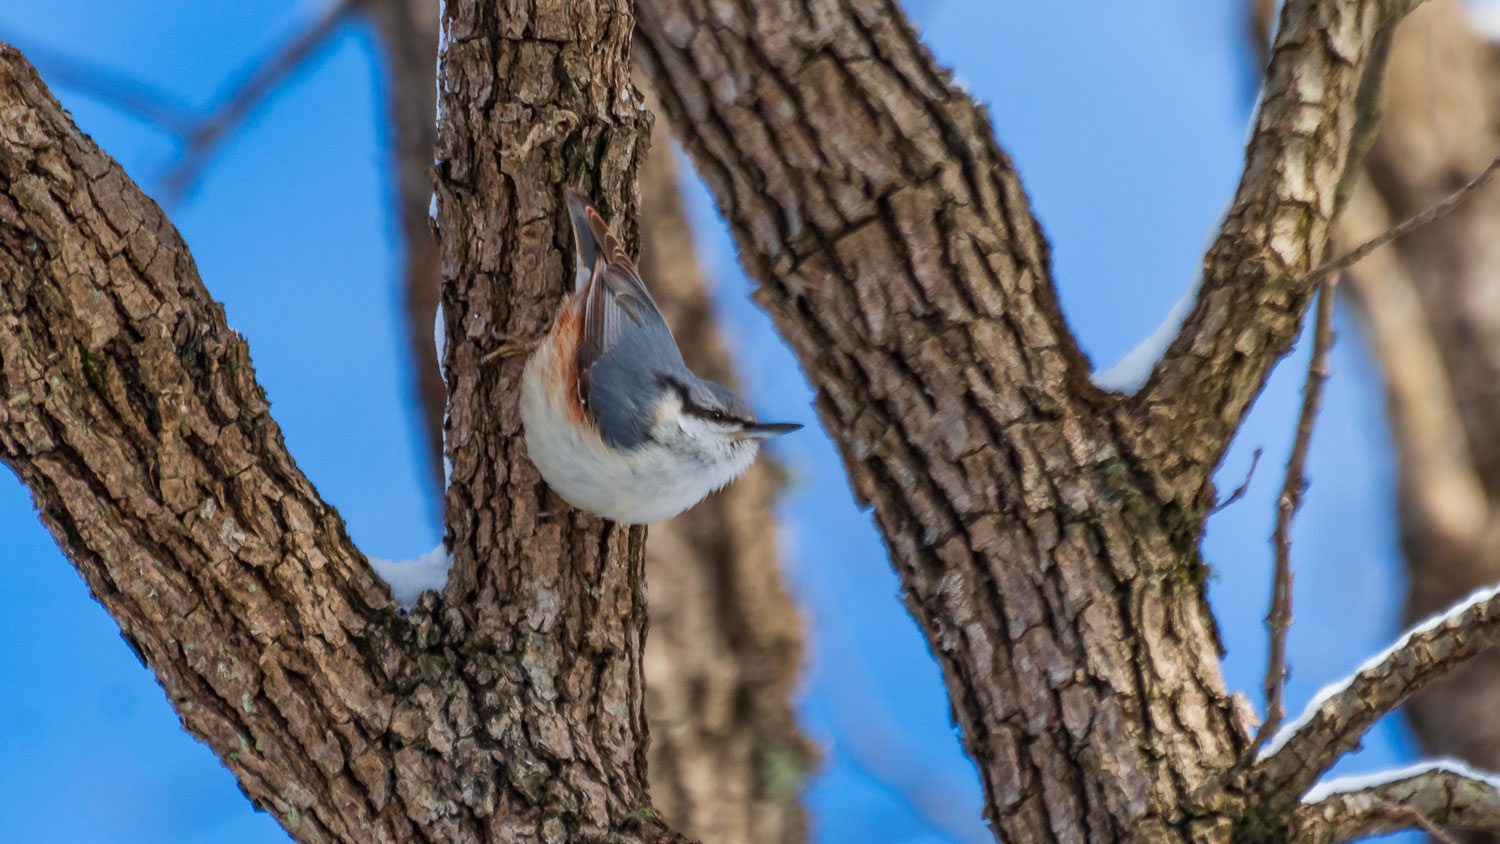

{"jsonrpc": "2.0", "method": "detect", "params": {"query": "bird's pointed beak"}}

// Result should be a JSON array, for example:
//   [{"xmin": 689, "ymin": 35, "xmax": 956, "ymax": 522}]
[{"xmin": 742, "ymin": 422, "xmax": 803, "ymax": 440}]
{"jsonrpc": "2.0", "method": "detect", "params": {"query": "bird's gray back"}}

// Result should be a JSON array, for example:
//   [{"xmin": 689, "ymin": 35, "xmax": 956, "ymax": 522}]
[{"xmin": 588, "ymin": 319, "xmax": 688, "ymax": 449}]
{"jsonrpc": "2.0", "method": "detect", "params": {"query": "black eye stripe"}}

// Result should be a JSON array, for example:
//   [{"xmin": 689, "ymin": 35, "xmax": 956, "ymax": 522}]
[
  {"xmin": 656, "ymin": 373, "xmax": 751, "ymax": 426},
  {"xmin": 657, "ymin": 372, "xmax": 691, "ymax": 406},
  {"xmin": 682, "ymin": 402, "xmax": 733, "ymax": 423}
]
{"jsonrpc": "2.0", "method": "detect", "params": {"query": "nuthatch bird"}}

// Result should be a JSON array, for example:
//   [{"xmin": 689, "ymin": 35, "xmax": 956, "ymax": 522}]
[{"xmin": 519, "ymin": 190, "xmax": 801, "ymax": 524}]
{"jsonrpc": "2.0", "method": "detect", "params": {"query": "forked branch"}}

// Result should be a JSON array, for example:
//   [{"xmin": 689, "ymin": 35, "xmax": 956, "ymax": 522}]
[
  {"xmin": 159, "ymin": 0, "xmax": 361, "ymax": 197},
  {"xmin": 1, "ymin": 0, "xmax": 677, "ymax": 832}
]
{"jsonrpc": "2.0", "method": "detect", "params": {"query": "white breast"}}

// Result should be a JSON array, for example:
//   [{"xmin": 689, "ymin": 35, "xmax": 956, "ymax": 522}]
[{"xmin": 519, "ymin": 344, "xmax": 757, "ymax": 524}]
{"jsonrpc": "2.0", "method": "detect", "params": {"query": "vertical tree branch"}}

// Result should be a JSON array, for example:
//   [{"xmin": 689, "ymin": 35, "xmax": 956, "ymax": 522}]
[
  {"xmin": 1251, "ymin": 279, "xmax": 1340, "ymax": 760},
  {"xmin": 431, "ymin": 0, "xmax": 675, "ymax": 839}
]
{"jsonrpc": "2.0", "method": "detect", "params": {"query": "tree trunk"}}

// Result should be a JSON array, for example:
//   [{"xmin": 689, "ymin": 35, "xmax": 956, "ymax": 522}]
[
  {"xmin": 430, "ymin": 0, "xmax": 669, "ymax": 839},
  {"xmin": 363, "ymin": 4, "xmax": 814, "ymax": 837}
]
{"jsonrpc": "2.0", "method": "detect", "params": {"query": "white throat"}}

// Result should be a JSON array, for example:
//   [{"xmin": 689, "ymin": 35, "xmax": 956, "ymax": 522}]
[{"xmin": 521, "ymin": 358, "xmax": 761, "ymax": 523}]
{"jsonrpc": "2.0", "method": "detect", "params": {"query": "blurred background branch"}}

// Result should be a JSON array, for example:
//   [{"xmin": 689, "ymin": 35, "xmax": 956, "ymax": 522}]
[
  {"xmin": 637, "ymin": 88, "xmax": 815, "ymax": 841},
  {"xmin": 1252, "ymin": 3, "xmax": 1500, "ymax": 840}
]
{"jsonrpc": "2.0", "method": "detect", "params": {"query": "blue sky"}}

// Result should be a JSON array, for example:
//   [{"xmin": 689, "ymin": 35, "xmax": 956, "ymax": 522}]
[{"xmin": 0, "ymin": 2, "xmax": 1421, "ymax": 843}]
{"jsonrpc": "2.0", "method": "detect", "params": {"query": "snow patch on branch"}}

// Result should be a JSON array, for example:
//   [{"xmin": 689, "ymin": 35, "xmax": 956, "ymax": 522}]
[
  {"xmin": 432, "ymin": 302, "xmax": 452, "ymax": 490},
  {"xmin": 370, "ymin": 543, "xmax": 453, "ymax": 610},
  {"xmin": 1260, "ymin": 582, "xmax": 1500, "ymax": 760},
  {"xmin": 1090, "ymin": 201, "xmax": 1230, "ymax": 393},
  {"xmin": 1090, "ymin": 281, "xmax": 1197, "ymax": 392},
  {"xmin": 1302, "ymin": 758, "xmax": 1500, "ymax": 804}
]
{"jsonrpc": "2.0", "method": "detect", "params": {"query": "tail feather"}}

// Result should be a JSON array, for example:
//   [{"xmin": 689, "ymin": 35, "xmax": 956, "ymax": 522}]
[
  {"xmin": 564, "ymin": 189, "xmax": 635, "ymax": 292},
  {"xmin": 565, "ymin": 189, "xmax": 599, "ymax": 292}
]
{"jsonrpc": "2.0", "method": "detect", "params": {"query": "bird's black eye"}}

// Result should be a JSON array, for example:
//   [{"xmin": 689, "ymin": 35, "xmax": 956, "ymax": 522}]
[{"xmin": 709, "ymin": 410, "xmax": 725, "ymax": 422}]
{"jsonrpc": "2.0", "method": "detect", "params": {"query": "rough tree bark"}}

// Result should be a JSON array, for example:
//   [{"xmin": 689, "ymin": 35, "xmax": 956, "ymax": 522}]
[
  {"xmin": 6, "ymin": 0, "xmax": 1500, "ymax": 842},
  {"xmin": 362, "ymin": 2, "xmax": 813, "ymax": 837},
  {"xmin": 634, "ymin": 0, "xmax": 1478, "ymax": 841},
  {"xmin": 429, "ymin": 0, "xmax": 671, "ymax": 840},
  {"xmin": 1, "ymin": 0, "xmax": 674, "ymax": 836},
  {"xmin": 634, "ymin": 2, "xmax": 1240, "ymax": 837},
  {"xmin": 0, "ymin": 46, "xmax": 412, "ymax": 842}
]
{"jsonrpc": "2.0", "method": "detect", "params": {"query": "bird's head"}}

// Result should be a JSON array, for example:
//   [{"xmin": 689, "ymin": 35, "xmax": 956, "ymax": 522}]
[{"xmin": 652, "ymin": 372, "xmax": 801, "ymax": 458}]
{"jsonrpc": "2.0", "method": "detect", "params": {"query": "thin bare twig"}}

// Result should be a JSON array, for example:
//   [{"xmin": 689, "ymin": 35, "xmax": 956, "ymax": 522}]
[
  {"xmin": 1246, "ymin": 278, "xmax": 1340, "ymax": 762},
  {"xmin": 160, "ymin": 0, "xmax": 362, "ymax": 198},
  {"xmin": 5, "ymin": 0, "xmax": 361, "ymax": 201},
  {"xmin": 1304, "ymin": 153, "xmax": 1500, "ymax": 282},
  {"xmin": 1211, "ymin": 447, "xmax": 1264, "ymax": 514}
]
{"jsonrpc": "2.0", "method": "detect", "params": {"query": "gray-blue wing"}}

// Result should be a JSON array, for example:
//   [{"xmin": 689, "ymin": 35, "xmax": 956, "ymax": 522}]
[
  {"xmin": 564, "ymin": 191, "xmax": 680, "ymax": 440},
  {"xmin": 579, "ymin": 260, "xmax": 671, "ymax": 375},
  {"xmin": 585, "ymin": 294, "xmax": 686, "ymax": 448}
]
